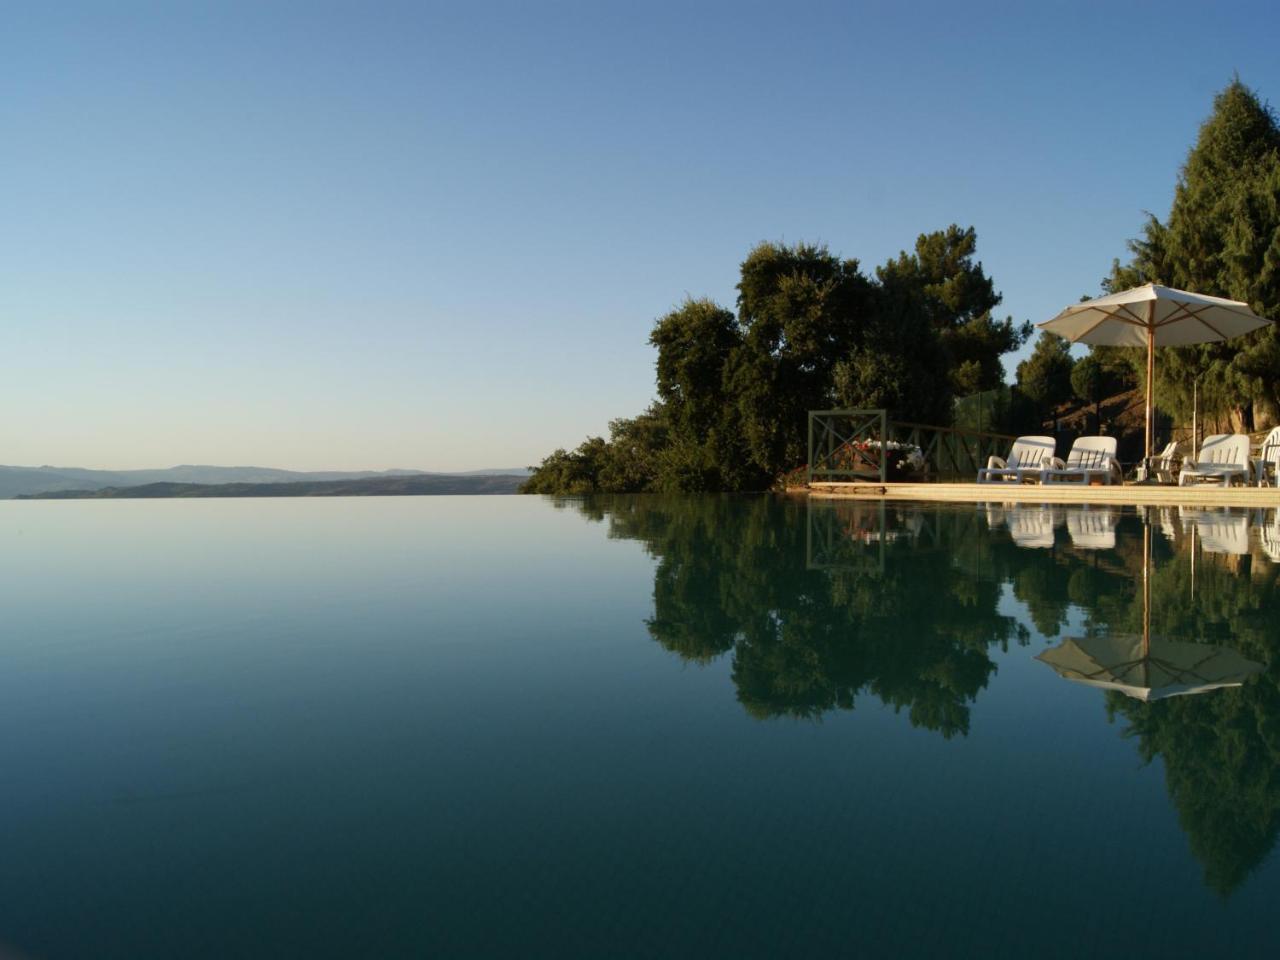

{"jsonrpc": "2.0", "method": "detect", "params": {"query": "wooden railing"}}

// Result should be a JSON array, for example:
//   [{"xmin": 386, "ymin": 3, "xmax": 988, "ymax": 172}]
[
  {"xmin": 885, "ymin": 421, "xmax": 1018, "ymax": 480},
  {"xmin": 808, "ymin": 409, "xmax": 1018, "ymax": 483}
]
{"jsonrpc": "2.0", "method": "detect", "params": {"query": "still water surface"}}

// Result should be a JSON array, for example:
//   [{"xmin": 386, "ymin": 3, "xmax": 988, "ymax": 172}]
[{"xmin": 2, "ymin": 495, "xmax": 1279, "ymax": 958}]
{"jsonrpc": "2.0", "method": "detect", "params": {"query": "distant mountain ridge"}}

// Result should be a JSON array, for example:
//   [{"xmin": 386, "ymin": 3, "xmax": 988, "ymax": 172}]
[
  {"xmin": 0, "ymin": 464, "xmax": 530, "ymax": 499},
  {"xmin": 17, "ymin": 474, "xmax": 525, "ymax": 499}
]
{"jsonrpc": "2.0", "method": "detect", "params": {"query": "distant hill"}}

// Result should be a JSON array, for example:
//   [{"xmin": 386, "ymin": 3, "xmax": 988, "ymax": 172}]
[
  {"xmin": 17, "ymin": 474, "xmax": 525, "ymax": 500},
  {"xmin": 0, "ymin": 464, "xmax": 530, "ymax": 499}
]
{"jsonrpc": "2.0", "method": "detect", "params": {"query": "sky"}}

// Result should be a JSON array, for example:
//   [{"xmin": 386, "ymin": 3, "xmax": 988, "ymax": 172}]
[{"xmin": 3, "ymin": 0, "xmax": 1279, "ymax": 472}]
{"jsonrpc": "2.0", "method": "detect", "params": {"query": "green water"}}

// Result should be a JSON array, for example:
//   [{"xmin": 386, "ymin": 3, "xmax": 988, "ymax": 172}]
[{"xmin": 1, "ymin": 495, "xmax": 1278, "ymax": 958}]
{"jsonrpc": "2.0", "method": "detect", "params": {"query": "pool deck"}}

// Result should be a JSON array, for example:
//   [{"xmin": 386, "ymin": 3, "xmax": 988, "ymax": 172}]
[{"xmin": 805, "ymin": 481, "xmax": 1280, "ymax": 507}]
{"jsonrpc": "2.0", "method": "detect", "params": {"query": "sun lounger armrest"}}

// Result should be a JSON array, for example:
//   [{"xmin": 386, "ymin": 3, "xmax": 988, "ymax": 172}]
[
  {"xmin": 1049, "ymin": 457, "xmax": 1066, "ymax": 470},
  {"xmin": 986, "ymin": 455, "xmax": 1007, "ymax": 470}
]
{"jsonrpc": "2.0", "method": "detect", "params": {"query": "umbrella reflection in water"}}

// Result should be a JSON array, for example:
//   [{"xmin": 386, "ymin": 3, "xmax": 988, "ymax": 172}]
[{"xmin": 1036, "ymin": 521, "xmax": 1264, "ymax": 700}]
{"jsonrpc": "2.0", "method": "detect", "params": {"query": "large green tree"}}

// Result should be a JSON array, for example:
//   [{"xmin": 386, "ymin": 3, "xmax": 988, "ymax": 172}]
[
  {"xmin": 1016, "ymin": 331, "xmax": 1075, "ymax": 413},
  {"xmin": 877, "ymin": 225, "xmax": 1032, "ymax": 395},
  {"xmin": 1110, "ymin": 79, "xmax": 1280, "ymax": 429},
  {"xmin": 832, "ymin": 262, "xmax": 953, "ymax": 426},
  {"xmin": 648, "ymin": 299, "xmax": 761, "ymax": 491},
  {"xmin": 728, "ymin": 242, "xmax": 876, "ymax": 478}
]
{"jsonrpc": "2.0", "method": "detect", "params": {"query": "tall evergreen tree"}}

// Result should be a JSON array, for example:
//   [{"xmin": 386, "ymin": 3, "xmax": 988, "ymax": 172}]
[
  {"xmin": 1070, "ymin": 354, "xmax": 1105, "ymax": 432},
  {"xmin": 1111, "ymin": 79, "xmax": 1280, "ymax": 428},
  {"xmin": 877, "ymin": 225, "xmax": 1032, "ymax": 395}
]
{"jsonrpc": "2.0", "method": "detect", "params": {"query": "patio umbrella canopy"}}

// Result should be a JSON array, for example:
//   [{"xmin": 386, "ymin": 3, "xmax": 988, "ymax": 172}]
[
  {"xmin": 1036, "ymin": 635, "xmax": 1263, "ymax": 701},
  {"xmin": 1038, "ymin": 283, "xmax": 1272, "ymax": 462}
]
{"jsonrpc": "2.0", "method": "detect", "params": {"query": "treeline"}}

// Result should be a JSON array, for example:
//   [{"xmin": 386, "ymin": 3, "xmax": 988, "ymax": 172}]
[
  {"xmin": 526, "ymin": 80, "xmax": 1280, "ymax": 493},
  {"xmin": 524, "ymin": 226, "xmax": 1031, "ymax": 493}
]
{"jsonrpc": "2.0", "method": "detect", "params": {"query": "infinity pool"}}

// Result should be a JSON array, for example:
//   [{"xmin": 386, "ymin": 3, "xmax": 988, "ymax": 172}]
[{"xmin": 1, "ymin": 495, "xmax": 1278, "ymax": 958}]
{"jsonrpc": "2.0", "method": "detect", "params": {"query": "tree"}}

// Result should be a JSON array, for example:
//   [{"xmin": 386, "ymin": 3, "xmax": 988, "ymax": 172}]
[
  {"xmin": 729, "ymin": 242, "xmax": 875, "ymax": 478},
  {"xmin": 1071, "ymin": 354, "xmax": 1105, "ymax": 431},
  {"xmin": 648, "ymin": 299, "xmax": 761, "ymax": 491},
  {"xmin": 520, "ymin": 436, "xmax": 610, "ymax": 494},
  {"xmin": 830, "ymin": 278, "xmax": 952, "ymax": 426},
  {"xmin": 596, "ymin": 408, "xmax": 669, "ymax": 492},
  {"xmin": 521, "ymin": 408, "xmax": 670, "ymax": 494},
  {"xmin": 1110, "ymin": 79, "xmax": 1280, "ymax": 429},
  {"xmin": 649, "ymin": 299, "xmax": 739, "ymax": 436},
  {"xmin": 877, "ymin": 225, "xmax": 1032, "ymax": 395},
  {"xmin": 1016, "ymin": 332, "xmax": 1075, "ymax": 414}
]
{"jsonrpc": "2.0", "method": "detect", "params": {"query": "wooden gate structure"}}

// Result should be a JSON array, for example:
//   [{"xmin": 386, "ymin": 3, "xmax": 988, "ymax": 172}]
[{"xmin": 807, "ymin": 409, "xmax": 1017, "ymax": 483}]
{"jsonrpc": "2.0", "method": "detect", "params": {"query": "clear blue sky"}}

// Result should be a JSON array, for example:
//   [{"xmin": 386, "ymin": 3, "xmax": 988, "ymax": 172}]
[{"xmin": 3, "ymin": 0, "xmax": 1278, "ymax": 471}]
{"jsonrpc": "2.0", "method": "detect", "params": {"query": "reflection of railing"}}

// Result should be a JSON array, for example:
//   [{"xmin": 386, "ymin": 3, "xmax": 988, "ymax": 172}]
[
  {"xmin": 806, "ymin": 499, "xmax": 886, "ymax": 573},
  {"xmin": 807, "ymin": 409, "xmax": 1018, "ymax": 482}
]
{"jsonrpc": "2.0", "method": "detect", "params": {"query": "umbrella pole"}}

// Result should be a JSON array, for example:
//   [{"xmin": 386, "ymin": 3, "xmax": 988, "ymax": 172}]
[
  {"xmin": 1143, "ymin": 523, "xmax": 1152, "ymax": 658},
  {"xmin": 1145, "ymin": 307, "xmax": 1156, "ymax": 463}
]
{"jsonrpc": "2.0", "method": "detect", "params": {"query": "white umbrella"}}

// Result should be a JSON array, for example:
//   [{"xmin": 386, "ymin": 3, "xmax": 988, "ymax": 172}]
[{"xmin": 1038, "ymin": 283, "xmax": 1272, "ymax": 461}]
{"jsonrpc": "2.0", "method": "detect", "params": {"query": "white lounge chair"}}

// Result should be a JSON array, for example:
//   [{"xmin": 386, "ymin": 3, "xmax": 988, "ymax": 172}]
[
  {"xmin": 1067, "ymin": 507, "xmax": 1118, "ymax": 551},
  {"xmin": 1042, "ymin": 436, "xmax": 1119, "ymax": 485},
  {"xmin": 1178, "ymin": 434, "xmax": 1251, "ymax": 487},
  {"xmin": 977, "ymin": 436, "xmax": 1056, "ymax": 483},
  {"xmin": 1148, "ymin": 440, "xmax": 1183, "ymax": 485},
  {"xmin": 1255, "ymin": 427, "xmax": 1280, "ymax": 488}
]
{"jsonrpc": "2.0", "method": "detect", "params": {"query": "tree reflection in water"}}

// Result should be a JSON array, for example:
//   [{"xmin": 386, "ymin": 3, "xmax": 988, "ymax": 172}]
[
  {"xmin": 558, "ymin": 495, "xmax": 1280, "ymax": 895},
  {"xmin": 1103, "ymin": 519, "xmax": 1280, "ymax": 896}
]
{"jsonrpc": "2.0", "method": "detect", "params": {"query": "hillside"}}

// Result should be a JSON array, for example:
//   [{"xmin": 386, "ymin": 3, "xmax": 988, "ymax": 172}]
[
  {"xmin": 1045, "ymin": 387, "xmax": 1148, "ymax": 464},
  {"xmin": 0, "ymin": 464, "xmax": 529, "ymax": 499},
  {"xmin": 1044, "ymin": 386, "xmax": 1251, "ymax": 465},
  {"xmin": 17, "ymin": 474, "xmax": 525, "ymax": 500}
]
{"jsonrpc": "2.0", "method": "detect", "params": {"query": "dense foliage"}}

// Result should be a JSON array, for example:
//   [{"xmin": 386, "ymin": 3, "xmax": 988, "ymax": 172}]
[
  {"xmin": 1109, "ymin": 79, "xmax": 1280, "ymax": 430},
  {"xmin": 525, "ymin": 228, "xmax": 1028, "ymax": 493}
]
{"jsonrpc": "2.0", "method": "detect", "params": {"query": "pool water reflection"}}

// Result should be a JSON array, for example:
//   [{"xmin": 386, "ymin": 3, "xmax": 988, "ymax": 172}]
[{"xmin": 1, "ymin": 495, "xmax": 1279, "ymax": 958}]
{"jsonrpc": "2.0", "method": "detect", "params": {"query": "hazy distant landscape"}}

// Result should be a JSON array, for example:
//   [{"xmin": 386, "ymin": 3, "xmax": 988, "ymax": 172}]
[{"xmin": 1, "ymin": 465, "xmax": 529, "ymax": 499}]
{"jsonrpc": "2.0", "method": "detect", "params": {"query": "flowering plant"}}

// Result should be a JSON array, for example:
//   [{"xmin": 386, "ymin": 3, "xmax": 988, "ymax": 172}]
[{"xmin": 853, "ymin": 440, "xmax": 926, "ymax": 477}]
